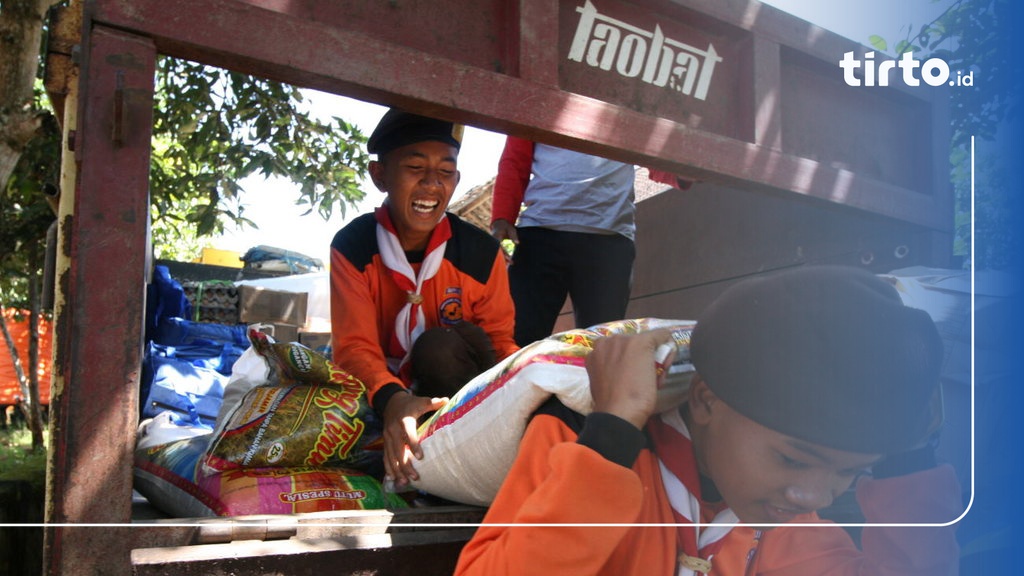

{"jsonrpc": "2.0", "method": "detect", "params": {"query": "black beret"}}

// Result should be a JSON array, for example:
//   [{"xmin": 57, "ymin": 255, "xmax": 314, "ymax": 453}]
[
  {"xmin": 367, "ymin": 108, "xmax": 464, "ymax": 156},
  {"xmin": 690, "ymin": 266, "xmax": 943, "ymax": 454}
]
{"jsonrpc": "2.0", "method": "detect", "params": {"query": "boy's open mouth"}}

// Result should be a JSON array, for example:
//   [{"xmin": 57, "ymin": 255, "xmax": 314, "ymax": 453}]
[{"xmin": 412, "ymin": 199, "xmax": 439, "ymax": 214}]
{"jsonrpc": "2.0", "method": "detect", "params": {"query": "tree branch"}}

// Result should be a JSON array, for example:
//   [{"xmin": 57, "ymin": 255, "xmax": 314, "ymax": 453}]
[{"xmin": 0, "ymin": 0, "xmax": 59, "ymax": 190}]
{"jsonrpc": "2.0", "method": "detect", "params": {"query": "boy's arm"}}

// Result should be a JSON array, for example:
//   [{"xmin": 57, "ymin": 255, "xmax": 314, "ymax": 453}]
[
  {"xmin": 454, "ymin": 410, "xmax": 646, "ymax": 576},
  {"xmin": 456, "ymin": 331, "xmax": 673, "ymax": 575},
  {"xmin": 332, "ymin": 246, "xmax": 446, "ymax": 486},
  {"xmin": 329, "ymin": 246, "xmax": 403, "ymax": 404},
  {"xmin": 645, "ymin": 167, "xmax": 695, "ymax": 190},
  {"xmin": 490, "ymin": 137, "xmax": 534, "ymax": 227}
]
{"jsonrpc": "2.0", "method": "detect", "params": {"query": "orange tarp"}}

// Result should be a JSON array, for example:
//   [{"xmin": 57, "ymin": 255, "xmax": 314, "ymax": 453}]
[{"xmin": 1, "ymin": 308, "xmax": 52, "ymax": 405}]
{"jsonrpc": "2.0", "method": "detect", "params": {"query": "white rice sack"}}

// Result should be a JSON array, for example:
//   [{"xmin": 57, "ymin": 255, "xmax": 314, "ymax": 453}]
[
  {"xmin": 215, "ymin": 343, "xmax": 271, "ymax": 426},
  {"xmin": 408, "ymin": 318, "xmax": 695, "ymax": 506},
  {"xmin": 136, "ymin": 410, "xmax": 213, "ymax": 451}
]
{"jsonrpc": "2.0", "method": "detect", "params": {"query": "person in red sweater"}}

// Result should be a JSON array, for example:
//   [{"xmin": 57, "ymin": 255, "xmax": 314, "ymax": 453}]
[
  {"xmin": 330, "ymin": 109, "xmax": 518, "ymax": 487},
  {"xmin": 490, "ymin": 137, "xmax": 692, "ymax": 346},
  {"xmin": 490, "ymin": 138, "xmax": 639, "ymax": 346},
  {"xmin": 456, "ymin": 266, "xmax": 961, "ymax": 575}
]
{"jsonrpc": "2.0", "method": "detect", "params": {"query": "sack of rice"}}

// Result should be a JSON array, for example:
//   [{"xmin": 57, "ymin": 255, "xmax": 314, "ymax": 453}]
[
  {"xmin": 202, "ymin": 330, "xmax": 383, "ymax": 477},
  {"xmin": 407, "ymin": 318, "xmax": 695, "ymax": 506},
  {"xmin": 134, "ymin": 434, "xmax": 405, "ymax": 517}
]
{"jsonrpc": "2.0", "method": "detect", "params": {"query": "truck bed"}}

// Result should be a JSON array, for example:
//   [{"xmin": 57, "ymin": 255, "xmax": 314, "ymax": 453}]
[{"xmin": 129, "ymin": 497, "xmax": 485, "ymax": 576}]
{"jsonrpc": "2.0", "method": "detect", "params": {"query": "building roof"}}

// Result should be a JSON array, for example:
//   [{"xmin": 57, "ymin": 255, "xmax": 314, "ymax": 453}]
[
  {"xmin": 448, "ymin": 176, "xmax": 495, "ymax": 232},
  {"xmin": 447, "ymin": 168, "xmax": 677, "ymax": 233}
]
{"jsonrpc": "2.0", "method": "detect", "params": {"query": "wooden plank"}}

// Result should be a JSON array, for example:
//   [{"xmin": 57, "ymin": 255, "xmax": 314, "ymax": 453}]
[
  {"xmin": 627, "ymin": 180, "xmax": 948, "ymax": 322},
  {"xmin": 132, "ymin": 530, "xmax": 476, "ymax": 565},
  {"xmin": 130, "ymin": 507, "xmax": 485, "ymax": 576},
  {"xmin": 133, "ymin": 537, "xmax": 469, "ymax": 576},
  {"xmin": 86, "ymin": 0, "xmax": 949, "ymax": 230},
  {"xmin": 128, "ymin": 506, "xmax": 487, "ymax": 548},
  {"xmin": 44, "ymin": 24, "xmax": 156, "ymax": 576}
]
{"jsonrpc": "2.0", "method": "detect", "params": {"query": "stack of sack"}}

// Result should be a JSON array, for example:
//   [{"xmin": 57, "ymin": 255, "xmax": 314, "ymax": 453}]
[
  {"xmin": 133, "ymin": 318, "xmax": 696, "ymax": 517},
  {"xmin": 140, "ymin": 318, "xmax": 249, "ymax": 429},
  {"xmin": 140, "ymin": 265, "xmax": 249, "ymax": 430},
  {"xmin": 134, "ymin": 330, "xmax": 402, "ymax": 517}
]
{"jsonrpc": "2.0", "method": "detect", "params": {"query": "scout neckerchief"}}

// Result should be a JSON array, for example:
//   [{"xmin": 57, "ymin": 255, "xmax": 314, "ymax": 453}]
[
  {"xmin": 648, "ymin": 408, "xmax": 739, "ymax": 576},
  {"xmin": 374, "ymin": 205, "xmax": 451, "ymax": 373}
]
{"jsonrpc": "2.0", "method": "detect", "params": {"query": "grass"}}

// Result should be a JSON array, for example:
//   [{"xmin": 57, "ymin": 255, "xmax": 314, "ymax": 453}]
[{"xmin": 0, "ymin": 428, "xmax": 48, "ymax": 489}]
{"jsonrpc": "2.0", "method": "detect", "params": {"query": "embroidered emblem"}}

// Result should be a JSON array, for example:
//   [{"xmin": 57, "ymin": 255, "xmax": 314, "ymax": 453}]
[{"xmin": 440, "ymin": 296, "xmax": 463, "ymax": 325}]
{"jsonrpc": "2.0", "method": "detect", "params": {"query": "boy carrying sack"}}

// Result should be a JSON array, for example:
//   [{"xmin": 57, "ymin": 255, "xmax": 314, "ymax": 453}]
[{"xmin": 456, "ymin": 265, "xmax": 960, "ymax": 576}]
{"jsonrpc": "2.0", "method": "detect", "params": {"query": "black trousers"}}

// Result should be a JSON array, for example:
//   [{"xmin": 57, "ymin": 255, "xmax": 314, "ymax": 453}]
[{"xmin": 508, "ymin": 227, "xmax": 635, "ymax": 347}]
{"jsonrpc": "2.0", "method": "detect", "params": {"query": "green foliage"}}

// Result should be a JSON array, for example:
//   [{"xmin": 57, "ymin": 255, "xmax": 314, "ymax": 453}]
[
  {"xmin": 882, "ymin": 0, "xmax": 1018, "ymax": 149},
  {"xmin": 500, "ymin": 238, "xmax": 516, "ymax": 259},
  {"xmin": 0, "ymin": 429, "xmax": 48, "ymax": 489},
  {"xmin": 953, "ymin": 148, "xmax": 1018, "ymax": 270},
  {"xmin": 0, "ymin": 85, "xmax": 59, "ymax": 306},
  {"xmin": 148, "ymin": 57, "xmax": 369, "ymax": 260},
  {"xmin": 871, "ymin": 0, "xmax": 1019, "ymax": 270},
  {"xmin": 4, "ymin": 56, "xmax": 371, "ymax": 290}
]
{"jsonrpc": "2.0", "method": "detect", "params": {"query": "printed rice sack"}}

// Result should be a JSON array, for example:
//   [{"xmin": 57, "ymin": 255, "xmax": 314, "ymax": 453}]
[
  {"xmin": 202, "ymin": 384, "xmax": 383, "ymax": 477},
  {"xmin": 201, "ymin": 330, "xmax": 384, "ymax": 478},
  {"xmin": 407, "ymin": 318, "xmax": 695, "ymax": 506},
  {"xmin": 133, "ymin": 434, "xmax": 406, "ymax": 518},
  {"xmin": 247, "ymin": 328, "xmax": 345, "ymax": 388}
]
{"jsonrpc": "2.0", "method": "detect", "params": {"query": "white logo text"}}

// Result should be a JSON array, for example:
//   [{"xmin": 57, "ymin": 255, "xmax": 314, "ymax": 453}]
[
  {"xmin": 839, "ymin": 51, "xmax": 973, "ymax": 87},
  {"xmin": 568, "ymin": 1, "xmax": 722, "ymax": 101}
]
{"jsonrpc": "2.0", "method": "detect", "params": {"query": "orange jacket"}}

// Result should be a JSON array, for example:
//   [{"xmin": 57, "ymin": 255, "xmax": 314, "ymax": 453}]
[
  {"xmin": 330, "ymin": 212, "xmax": 518, "ymax": 409},
  {"xmin": 456, "ymin": 401, "xmax": 961, "ymax": 576}
]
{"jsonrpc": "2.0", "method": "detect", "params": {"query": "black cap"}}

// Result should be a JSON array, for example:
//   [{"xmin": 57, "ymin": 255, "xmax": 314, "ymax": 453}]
[
  {"xmin": 367, "ymin": 108, "xmax": 464, "ymax": 156},
  {"xmin": 690, "ymin": 266, "xmax": 943, "ymax": 454}
]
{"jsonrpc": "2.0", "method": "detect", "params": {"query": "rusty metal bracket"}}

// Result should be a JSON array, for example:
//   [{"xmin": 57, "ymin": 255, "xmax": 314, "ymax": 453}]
[{"xmin": 111, "ymin": 70, "xmax": 127, "ymax": 146}]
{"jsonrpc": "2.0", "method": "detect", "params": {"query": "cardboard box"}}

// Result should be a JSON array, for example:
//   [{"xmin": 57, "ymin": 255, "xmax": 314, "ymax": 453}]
[
  {"xmin": 237, "ymin": 285, "xmax": 308, "ymax": 327},
  {"xmin": 271, "ymin": 323, "xmax": 300, "ymax": 344},
  {"xmin": 299, "ymin": 331, "xmax": 332, "ymax": 357},
  {"xmin": 252, "ymin": 323, "xmax": 300, "ymax": 344}
]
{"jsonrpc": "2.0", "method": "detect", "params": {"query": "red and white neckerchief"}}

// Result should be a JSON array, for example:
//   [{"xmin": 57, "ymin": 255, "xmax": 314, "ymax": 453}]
[
  {"xmin": 648, "ymin": 408, "xmax": 739, "ymax": 576},
  {"xmin": 374, "ymin": 205, "xmax": 451, "ymax": 373}
]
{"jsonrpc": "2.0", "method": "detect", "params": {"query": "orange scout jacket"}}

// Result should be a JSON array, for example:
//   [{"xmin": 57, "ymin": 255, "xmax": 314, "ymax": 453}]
[
  {"xmin": 456, "ymin": 399, "xmax": 962, "ymax": 576},
  {"xmin": 330, "ymin": 212, "xmax": 518, "ymax": 410}
]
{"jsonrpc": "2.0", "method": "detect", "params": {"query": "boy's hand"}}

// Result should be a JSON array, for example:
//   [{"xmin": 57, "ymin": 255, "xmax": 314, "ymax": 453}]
[
  {"xmin": 490, "ymin": 219, "xmax": 518, "ymax": 263},
  {"xmin": 489, "ymin": 219, "xmax": 518, "ymax": 244},
  {"xmin": 587, "ymin": 330, "xmax": 674, "ymax": 430},
  {"xmin": 382, "ymin": 392, "xmax": 448, "ymax": 487}
]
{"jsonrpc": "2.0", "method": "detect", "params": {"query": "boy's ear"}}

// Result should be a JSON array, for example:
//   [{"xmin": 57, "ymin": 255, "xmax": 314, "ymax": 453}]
[
  {"xmin": 368, "ymin": 160, "xmax": 387, "ymax": 192},
  {"xmin": 688, "ymin": 374, "xmax": 719, "ymax": 425}
]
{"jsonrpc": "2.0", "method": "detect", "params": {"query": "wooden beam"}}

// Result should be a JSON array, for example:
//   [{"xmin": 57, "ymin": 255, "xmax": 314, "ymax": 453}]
[
  {"xmin": 86, "ymin": 0, "xmax": 949, "ymax": 230},
  {"xmin": 45, "ymin": 23, "xmax": 155, "ymax": 576}
]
